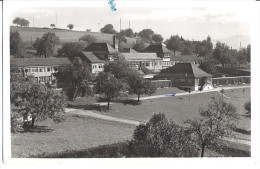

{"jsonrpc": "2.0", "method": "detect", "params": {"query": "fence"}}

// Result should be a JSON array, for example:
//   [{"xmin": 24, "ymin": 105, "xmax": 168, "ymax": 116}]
[
  {"xmin": 212, "ymin": 76, "xmax": 250, "ymax": 86},
  {"xmin": 151, "ymin": 80, "xmax": 172, "ymax": 88}
]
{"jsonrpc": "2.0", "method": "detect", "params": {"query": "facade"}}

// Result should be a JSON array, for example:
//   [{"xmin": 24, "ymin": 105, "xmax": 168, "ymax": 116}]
[
  {"xmin": 77, "ymin": 51, "xmax": 105, "ymax": 74},
  {"xmin": 158, "ymin": 63, "xmax": 213, "ymax": 91},
  {"xmin": 11, "ymin": 58, "xmax": 70, "ymax": 84},
  {"xmin": 141, "ymin": 44, "xmax": 175, "ymax": 69}
]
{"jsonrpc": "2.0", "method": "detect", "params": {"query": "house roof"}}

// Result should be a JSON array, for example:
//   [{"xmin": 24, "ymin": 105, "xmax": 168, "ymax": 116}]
[
  {"xmin": 160, "ymin": 63, "xmax": 212, "ymax": 78},
  {"xmin": 120, "ymin": 53, "xmax": 161, "ymax": 61},
  {"xmin": 118, "ymin": 48, "xmax": 138, "ymax": 53},
  {"xmin": 11, "ymin": 58, "xmax": 71, "ymax": 67},
  {"xmin": 171, "ymin": 54, "xmax": 202, "ymax": 62},
  {"xmin": 141, "ymin": 44, "xmax": 173, "ymax": 53},
  {"xmin": 84, "ymin": 43, "xmax": 118, "ymax": 54},
  {"xmin": 79, "ymin": 52, "xmax": 105, "ymax": 63}
]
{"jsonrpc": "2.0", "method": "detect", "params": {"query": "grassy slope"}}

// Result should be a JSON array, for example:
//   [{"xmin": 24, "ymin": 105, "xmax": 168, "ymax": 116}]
[{"xmin": 11, "ymin": 115, "xmax": 135, "ymax": 158}]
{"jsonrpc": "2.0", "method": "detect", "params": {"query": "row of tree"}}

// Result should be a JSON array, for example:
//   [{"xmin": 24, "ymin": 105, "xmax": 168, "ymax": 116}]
[{"xmin": 53, "ymin": 57, "xmax": 157, "ymax": 108}]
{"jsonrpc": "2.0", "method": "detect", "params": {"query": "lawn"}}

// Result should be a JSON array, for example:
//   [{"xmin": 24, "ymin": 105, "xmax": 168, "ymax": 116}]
[
  {"xmin": 11, "ymin": 115, "xmax": 136, "ymax": 158},
  {"xmin": 91, "ymin": 88, "xmax": 251, "ymax": 140}
]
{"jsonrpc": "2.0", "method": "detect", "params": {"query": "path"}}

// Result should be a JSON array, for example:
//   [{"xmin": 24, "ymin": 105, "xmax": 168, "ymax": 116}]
[{"xmin": 66, "ymin": 108, "xmax": 143, "ymax": 126}]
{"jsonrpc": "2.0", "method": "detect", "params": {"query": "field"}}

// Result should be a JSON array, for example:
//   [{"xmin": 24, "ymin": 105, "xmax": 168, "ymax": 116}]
[
  {"xmin": 11, "ymin": 115, "xmax": 136, "ymax": 158},
  {"xmin": 11, "ymin": 26, "xmax": 114, "ymax": 43},
  {"xmin": 11, "ymin": 87, "xmax": 250, "ymax": 157}
]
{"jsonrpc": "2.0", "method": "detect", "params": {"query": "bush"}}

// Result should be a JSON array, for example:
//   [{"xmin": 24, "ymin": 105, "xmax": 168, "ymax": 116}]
[
  {"xmin": 244, "ymin": 99, "xmax": 251, "ymax": 116},
  {"xmin": 128, "ymin": 113, "xmax": 199, "ymax": 157}
]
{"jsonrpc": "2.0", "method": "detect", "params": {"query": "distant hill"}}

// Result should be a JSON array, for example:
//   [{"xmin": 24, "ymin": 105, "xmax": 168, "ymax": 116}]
[{"xmin": 212, "ymin": 35, "xmax": 250, "ymax": 50}]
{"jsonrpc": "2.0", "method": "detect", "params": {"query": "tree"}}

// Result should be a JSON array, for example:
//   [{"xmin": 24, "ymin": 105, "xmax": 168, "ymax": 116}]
[
  {"xmin": 138, "ymin": 29, "xmax": 154, "ymax": 43},
  {"xmin": 118, "ymin": 28, "xmax": 134, "ymax": 38},
  {"xmin": 53, "ymin": 57, "xmax": 94, "ymax": 100},
  {"xmin": 185, "ymin": 99, "xmax": 238, "ymax": 157},
  {"xmin": 194, "ymin": 36, "xmax": 213, "ymax": 58},
  {"xmin": 103, "ymin": 56, "xmax": 134, "ymax": 81},
  {"xmin": 86, "ymin": 29, "xmax": 91, "ymax": 32},
  {"xmin": 50, "ymin": 24, "xmax": 55, "ymax": 28},
  {"xmin": 79, "ymin": 34, "xmax": 96, "ymax": 45},
  {"xmin": 100, "ymin": 24, "xmax": 117, "ymax": 34},
  {"xmin": 10, "ymin": 30, "xmax": 25, "ymax": 57},
  {"xmin": 129, "ymin": 113, "xmax": 199, "ymax": 157},
  {"xmin": 132, "ymin": 39, "xmax": 147, "ymax": 52},
  {"xmin": 165, "ymin": 35, "xmax": 184, "ymax": 55},
  {"xmin": 151, "ymin": 34, "xmax": 163, "ymax": 44},
  {"xmin": 246, "ymin": 44, "xmax": 251, "ymax": 63},
  {"xmin": 13, "ymin": 17, "xmax": 30, "ymax": 27},
  {"xmin": 10, "ymin": 67, "xmax": 66, "ymax": 130},
  {"xmin": 57, "ymin": 42, "xmax": 86, "ymax": 60},
  {"xmin": 33, "ymin": 32, "xmax": 60, "ymax": 57},
  {"xmin": 199, "ymin": 58, "xmax": 218, "ymax": 75},
  {"xmin": 181, "ymin": 40, "xmax": 195, "ymax": 55},
  {"xmin": 67, "ymin": 24, "xmax": 74, "ymax": 30},
  {"xmin": 95, "ymin": 72, "xmax": 127, "ymax": 109},
  {"xmin": 128, "ymin": 72, "xmax": 157, "ymax": 102},
  {"xmin": 213, "ymin": 41, "xmax": 231, "ymax": 68},
  {"xmin": 236, "ymin": 48, "xmax": 247, "ymax": 68},
  {"xmin": 244, "ymin": 99, "xmax": 251, "ymax": 117}
]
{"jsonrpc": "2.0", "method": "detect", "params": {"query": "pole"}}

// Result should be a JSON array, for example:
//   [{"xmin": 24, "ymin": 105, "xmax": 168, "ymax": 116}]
[
  {"xmin": 120, "ymin": 18, "xmax": 121, "ymax": 31},
  {"xmin": 56, "ymin": 13, "xmax": 57, "ymax": 27}
]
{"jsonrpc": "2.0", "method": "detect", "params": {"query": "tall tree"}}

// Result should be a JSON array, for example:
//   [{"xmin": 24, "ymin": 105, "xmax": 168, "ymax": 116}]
[
  {"xmin": 67, "ymin": 24, "xmax": 74, "ymax": 30},
  {"xmin": 100, "ymin": 24, "xmax": 117, "ymax": 34},
  {"xmin": 213, "ymin": 41, "xmax": 231, "ymax": 68},
  {"xmin": 129, "ymin": 113, "xmax": 199, "ymax": 157},
  {"xmin": 118, "ymin": 28, "xmax": 134, "ymax": 38},
  {"xmin": 53, "ymin": 57, "xmax": 94, "ymax": 100},
  {"xmin": 79, "ymin": 34, "xmax": 96, "ymax": 45},
  {"xmin": 95, "ymin": 72, "xmax": 127, "ymax": 109},
  {"xmin": 236, "ymin": 48, "xmax": 247, "ymax": 68},
  {"xmin": 57, "ymin": 42, "xmax": 86, "ymax": 60},
  {"xmin": 33, "ymin": 32, "xmax": 60, "ymax": 58},
  {"xmin": 132, "ymin": 39, "xmax": 148, "ymax": 52},
  {"xmin": 151, "ymin": 34, "xmax": 163, "ymax": 44},
  {"xmin": 246, "ymin": 44, "xmax": 251, "ymax": 63},
  {"xmin": 194, "ymin": 36, "xmax": 213, "ymax": 58},
  {"xmin": 13, "ymin": 17, "xmax": 30, "ymax": 27},
  {"xmin": 199, "ymin": 58, "xmax": 218, "ymax": 75},
  {"xmin": 10, "ymin": 30, "xmax": 24, "ymax": 57},
  {"xmin": 138, "ymin": 29, "xmax": 154, "ymax": 43},
  {"xmin": 165, "ymin": 35, "xmax": 183, "ymax": 55},
  {"xmin": 185, "ymin": 99, "xmax": 238, "ymax": 157},
  {"xmin": 50, "ymin": 24, "xmax": 55, "ymax": 28},
  {"xmin": 128, "ymin": 72, "xmax": 157, "ymax": 102},
  {"xmin": 10, "ymin": 67, "xmax": 66, "ymax": 130}
]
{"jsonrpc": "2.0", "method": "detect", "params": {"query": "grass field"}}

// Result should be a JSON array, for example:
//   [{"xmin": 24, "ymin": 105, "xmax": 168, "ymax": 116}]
[{"xmin": 11, "ymin": 115, "xmax": 136, "ymax": 158}]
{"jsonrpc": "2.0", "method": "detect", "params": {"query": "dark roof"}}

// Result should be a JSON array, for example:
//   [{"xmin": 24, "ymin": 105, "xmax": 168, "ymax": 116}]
[
  {"xmin": 141, "ymin": 44, "xmax": 172, "ymax": 53},
  {"xmin": 119, "ymin": 42, "xmax": 134, "ymax": 49},
  {"xmin": 84, "ymin": 43, "xmax": 118, "ymax": 54},
  {"xmin": 11, "ymin": 58, "xmax": 71, "ymax": 67},
  {"xmin": 118, "ymin": 48, "xmax": 138, "ymax": 53},
  {"xmin": 79, "ymin": 52, "xmax": 105, "ymax": 63},
  {"xmin": 160, "ymin": 63, "xmax": 212, "ymax": 78}
]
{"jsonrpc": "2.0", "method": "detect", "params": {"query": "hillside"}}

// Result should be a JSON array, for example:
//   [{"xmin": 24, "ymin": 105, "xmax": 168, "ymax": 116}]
[{"xmin": 10, "ymin": 26, "xmax": 115, "ymax": 45}]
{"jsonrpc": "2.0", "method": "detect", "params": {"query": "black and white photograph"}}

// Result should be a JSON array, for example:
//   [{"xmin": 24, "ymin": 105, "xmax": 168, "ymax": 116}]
[{"xmin": 1, "ymin": 0, "xmax": 260, "ymax": 168}]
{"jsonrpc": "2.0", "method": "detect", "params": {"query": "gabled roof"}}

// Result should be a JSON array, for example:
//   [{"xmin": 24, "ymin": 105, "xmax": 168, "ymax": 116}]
[
  {"xmin": 141, "ymin": 44, "xmax": 173, "ymax": 53},
  {"xmin": 171, "ymin": 53, "xmax": 202, "ymax": 62},
  {"xmin": 79, "ymin": 52, "xmax": 105, "ymax": 63},
  {"xmin": 120, "ymin": 53, "xmax": 161, "ymax": 61},
  {"xmin": 11, "ymin": 58, "xmax": 71, "ymax": 67},
  {"xmin": 118, "ymin": 48, "xmax": 138, "ymax": 53},
  {"xmin": 84, "ymin": 43, "xmax": 118, "ymax": 54},
  {"xmin": 160, "ymin": 63, "xmax": 212, "ymax": 78}
]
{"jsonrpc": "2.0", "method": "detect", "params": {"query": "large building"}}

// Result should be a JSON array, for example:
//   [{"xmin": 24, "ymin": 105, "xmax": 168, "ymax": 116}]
[
  {"xmin": 11, "ymin": 57, "xmax": 70, "ymax": 84},
  {"xmin": 158, "ymin": 63, "xmax": 213, "ymax": 91}
]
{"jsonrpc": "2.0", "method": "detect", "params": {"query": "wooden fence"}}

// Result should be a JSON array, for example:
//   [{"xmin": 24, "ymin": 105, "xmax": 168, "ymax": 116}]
[{"xmin": 212, "ymin": 76, "xmax": 250, "ymax": 86}]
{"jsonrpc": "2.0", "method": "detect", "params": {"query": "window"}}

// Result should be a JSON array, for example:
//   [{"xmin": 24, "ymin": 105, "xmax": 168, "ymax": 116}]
[
  {"xmin": 145, "ymin": 62, "xmax": 150, "ymax": 67},
  {"xmin": 25, "ymin": 68, "xmax": 29, "ymax": 73},
  {"xmin": 39, "ymin": 67, "xmax": 45, "ymax": 72},
  {"xmin": 154, "ymin": 61, "xmax": 157, "ymax": 66},
  {"xmin": 31, "ymin": 67, "xmax": 38, "ymax": 73},
  {"xmin": 47, "ymin": 67, "xmax": 51, "ymax": 72}
]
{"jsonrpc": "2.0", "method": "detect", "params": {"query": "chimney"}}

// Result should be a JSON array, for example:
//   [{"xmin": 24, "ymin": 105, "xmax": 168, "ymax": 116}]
[{"xmin": 113, "ymin": 35, "xmax": 118, "ymax": 51}]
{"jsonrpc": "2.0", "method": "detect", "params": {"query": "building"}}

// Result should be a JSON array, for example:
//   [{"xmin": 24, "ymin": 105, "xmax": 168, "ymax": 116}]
[
  {"xmin": 120, "ymin": 52, "xmax": 163, "ymax": 73},
  {"xmin": 141, "ymin": 44, "xmax": 175, "ymax": 68},
  {"xmin": 171, "ymin": 53, "xmax": 203, "ymax": 66},
  {"xmin": 158, "ymin": 63, "xmax": 213, "ymax": 91},
  {"xmin": 77, "ymin": 51, "xmax": 105, "ymax": 74},
  {"xmin": 11, "ymin": 57, "xmax": 70, "ymax": 84}
]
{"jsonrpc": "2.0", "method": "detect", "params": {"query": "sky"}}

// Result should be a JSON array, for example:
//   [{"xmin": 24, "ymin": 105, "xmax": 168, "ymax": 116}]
[{"xmin": 9, "ymin": 3, "xmax": 252, "ymax": 42}]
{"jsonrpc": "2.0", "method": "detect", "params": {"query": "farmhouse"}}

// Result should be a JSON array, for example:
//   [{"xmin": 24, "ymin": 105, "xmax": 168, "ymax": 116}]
[
  {"xmin": 11, "ymin": 57, "xmax": 70, "ymax": 84},
  {"xmin": 158, "ymin": 63, "xmax": 213, "ymax": 91},
  {"xmin": 76, "ymin": 51, "xmax": 105, "ymax": 74}
]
